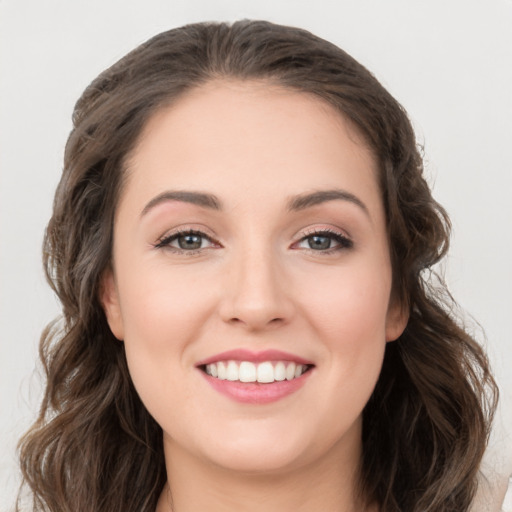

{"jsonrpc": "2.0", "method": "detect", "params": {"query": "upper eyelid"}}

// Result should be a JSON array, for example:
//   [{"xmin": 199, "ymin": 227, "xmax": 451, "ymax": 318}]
[
  {"xmin": 157, "ymin": 225, "xmax": 218, "ymax": 241},
  {"xmin": 295, "ymin": 226, "xmax": 352, "ymax": 240},
  {"xmin": 292, "ymin": 227, "xmax": 354, "ymax": 250}
]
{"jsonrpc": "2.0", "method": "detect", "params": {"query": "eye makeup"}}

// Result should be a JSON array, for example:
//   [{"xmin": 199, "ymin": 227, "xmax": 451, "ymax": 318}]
[
  {"xmin": 292, "ymin": 226, "xmax": 354, "ymax": 254},
  {"xmin": 153, "ymin": 225, "xmax": 353, "ymax": 257},
  {"xmin": 154, "ymin": 228, "xmax": 221, "ymax": 254}
]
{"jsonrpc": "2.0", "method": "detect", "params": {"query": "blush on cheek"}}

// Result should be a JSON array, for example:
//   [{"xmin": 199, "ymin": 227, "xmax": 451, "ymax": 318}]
[{"xmin": 312, "ymin": 286, "xmax": 390, "ymax": 340}]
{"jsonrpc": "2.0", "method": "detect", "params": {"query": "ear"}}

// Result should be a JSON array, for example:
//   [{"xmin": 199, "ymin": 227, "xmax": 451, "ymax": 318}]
[
  {"xmin": 99, "ymin": 269, "xmax": 124, "ymax": 341},
  {"xmin": 385, "ymin": 299, "xmax": 409, "ymax": 342}
]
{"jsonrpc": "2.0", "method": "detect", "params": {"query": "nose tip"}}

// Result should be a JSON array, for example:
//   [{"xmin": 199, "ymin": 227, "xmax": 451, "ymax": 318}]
[
  {"xmin": 225, "ymin": 305, "xmax": 287, "ymax": 331},
  {"xmin": 219, "ymin": 255, "xmax": 293, "ymax": 331}
]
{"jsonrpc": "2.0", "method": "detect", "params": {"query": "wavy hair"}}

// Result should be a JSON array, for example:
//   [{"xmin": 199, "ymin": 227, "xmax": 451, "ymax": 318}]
[{"xmin": 18, "ymin": 20, "xmax": 497, "ymax": 511}]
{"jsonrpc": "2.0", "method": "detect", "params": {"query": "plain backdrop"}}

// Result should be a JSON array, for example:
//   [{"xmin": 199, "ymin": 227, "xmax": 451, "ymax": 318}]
[{"xmin": 1, "ymin": 0, "xmax": 511, "ymax": 510}]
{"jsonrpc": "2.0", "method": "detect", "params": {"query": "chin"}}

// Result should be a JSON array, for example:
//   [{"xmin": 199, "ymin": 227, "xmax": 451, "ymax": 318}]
[
  {"xmin": 203, "ymin": 441, "xmax": 309, "ymax": 475},
  {"xmin": 191, "ymin": 418, "xmax": 354, "ymax": 475}
]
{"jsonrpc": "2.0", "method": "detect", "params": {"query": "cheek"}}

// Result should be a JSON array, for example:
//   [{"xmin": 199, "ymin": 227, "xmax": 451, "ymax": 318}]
[
  {"xmin": 299, "ymin": 256, "xmax": 392, "ymax": 342},
  {"xmin": 118, "ymin": 260, "xmax": 214, "ymax": 345},
  {"xmin": 118, "ymin": 280, "xmax": 208, "ymax": 434},
  {"xmin": 114, "ymin": 261, "xmax": 215, "ymax": 401},
  {"xmin": 297, "ymin": 260, "xmax": 390, "ymax": 408},
  {"xmin": 319, "ymin": 280, "xmax": 389, "ymax": 379}
]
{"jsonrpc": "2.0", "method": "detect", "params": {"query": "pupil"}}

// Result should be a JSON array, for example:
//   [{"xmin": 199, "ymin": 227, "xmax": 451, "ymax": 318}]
[
  {"xmin": 178, "ymin": 234, "xmax": 202, "ymax": 250},
  {"xmin": 309, "ymin": 235, "xmax": 331, "ymax": 250}
]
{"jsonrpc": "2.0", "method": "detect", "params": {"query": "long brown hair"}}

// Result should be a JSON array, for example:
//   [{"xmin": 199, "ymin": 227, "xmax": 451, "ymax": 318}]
[{"xmin": 18, "ymin": 20, "xmax": 497, "ymax": 511}]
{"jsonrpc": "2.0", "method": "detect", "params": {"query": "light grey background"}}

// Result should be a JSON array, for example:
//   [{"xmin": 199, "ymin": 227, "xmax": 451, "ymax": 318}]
[{"xmin": 1, "ymin": 0, "xmax": 511, "ymax": 510}]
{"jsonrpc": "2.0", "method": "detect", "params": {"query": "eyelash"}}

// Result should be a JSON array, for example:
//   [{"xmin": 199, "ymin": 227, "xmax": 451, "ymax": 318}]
[
  {"xmin": 154, "ymin": 228, "xmax": 353, "ymax": 254},
  {"xmin": 293, "ymin": 229, "xmax": 353, "ymax": 254},
  {"xmin": 154, "ymin": 229, "xmax": 220, "ymax": 254}
]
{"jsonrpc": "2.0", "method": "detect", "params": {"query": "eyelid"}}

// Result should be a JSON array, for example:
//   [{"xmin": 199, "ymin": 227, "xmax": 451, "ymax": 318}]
[
  {"xmin": 152, "ymin": 224, "xmax": 352, "ymax": 253},
  {"xmin": 295, "ymin": 225, "xmax": 352, "ymax": 242},
  {"xmin": 291, "ymin": 225, "xmax": 354, "ymax": 251},
  {"xmin": 154, "ymin": 225, "xmax": 221, "ymax": 251}
]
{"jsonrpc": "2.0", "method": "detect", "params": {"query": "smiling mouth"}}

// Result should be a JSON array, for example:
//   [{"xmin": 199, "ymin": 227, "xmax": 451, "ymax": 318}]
[{"xmin": 200, "ymin": 360, "xmax": 313, "ymax": 383}]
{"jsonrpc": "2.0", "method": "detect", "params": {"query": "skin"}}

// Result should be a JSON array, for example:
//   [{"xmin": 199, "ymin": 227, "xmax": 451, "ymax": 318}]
[{"xmin": 101, "ymin": 80, "xmax": 408, "ymax": 511}]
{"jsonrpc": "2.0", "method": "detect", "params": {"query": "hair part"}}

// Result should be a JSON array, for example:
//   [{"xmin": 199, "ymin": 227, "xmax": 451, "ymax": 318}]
[{"xmin": 18, "ymin": 20, "xmax": 497, "ymax": 512}]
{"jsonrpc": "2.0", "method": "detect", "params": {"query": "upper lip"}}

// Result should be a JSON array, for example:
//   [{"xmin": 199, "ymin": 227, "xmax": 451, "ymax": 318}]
[{"xmin": 195, "ymin": 349, "xmax": 314, "ymax": 367}]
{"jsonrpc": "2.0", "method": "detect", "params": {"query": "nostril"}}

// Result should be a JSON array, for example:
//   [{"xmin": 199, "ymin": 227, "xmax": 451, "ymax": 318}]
[{"xmin": 227, "ymin": 316, "xmax": 287, "ymax": 330}]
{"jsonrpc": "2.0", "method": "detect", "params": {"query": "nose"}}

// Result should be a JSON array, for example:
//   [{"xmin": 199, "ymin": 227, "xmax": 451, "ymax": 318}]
[{"xmin": 219, "ymin": 248, "xmax": 295, "ymax": 331}]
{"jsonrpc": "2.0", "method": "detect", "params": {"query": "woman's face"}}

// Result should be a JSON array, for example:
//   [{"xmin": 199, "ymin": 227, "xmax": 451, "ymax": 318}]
[{"xmin": 102, "ymin": 81, "xmax": 406, "ymax": 474}]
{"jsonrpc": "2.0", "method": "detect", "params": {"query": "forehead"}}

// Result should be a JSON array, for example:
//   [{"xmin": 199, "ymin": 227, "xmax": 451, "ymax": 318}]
[
  {"xmin": 122, "ymin": 79, "xmax": 380, "ymax": 213},
  {"xmin": 130, "ymin": 79, "xmax": 373, "ymax": 158}
]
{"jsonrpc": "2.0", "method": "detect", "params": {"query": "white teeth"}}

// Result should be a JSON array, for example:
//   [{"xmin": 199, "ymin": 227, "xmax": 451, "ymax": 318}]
[
  {"xmin": 204, "ymin": 360, "xmax": 308, "ymax": 383},
  {"xmin": 239, "ymin": 361, "xmax": 256, "ymax": 382},
  {"xmin": 257, "ymin": 362, "xmax": 274, "ymax": 383},
  {"xmin": 285, "ymin": 362, "xmax": 296, "ymax": 381},
  {"xmin": 274, "ymin": 361, "xmax": 286, "ymax": 381},
  {"xmin": 226, "ymin": 361, "xmax": 238, "ymax": 381},
  {"xmin": 217, "ymin": 361, "xmax": 227, "ymax": 380}
]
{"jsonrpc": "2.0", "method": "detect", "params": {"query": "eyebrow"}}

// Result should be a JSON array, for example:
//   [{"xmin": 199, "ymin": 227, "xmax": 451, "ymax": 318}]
[
  {"xmin": 140, "ymin": 188, "xmax": 369, "ymax": 218},
  {"xmin": 141, "ymin": 190, "xmax": 221, "ymax": 217},
  {"xmin": 287, "ymin": 189, "xmax": 370, "ymax": 217}
]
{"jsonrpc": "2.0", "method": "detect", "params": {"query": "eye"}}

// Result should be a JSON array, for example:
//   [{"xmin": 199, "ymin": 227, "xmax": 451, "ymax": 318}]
[
  {"xmin": 155, "ymin": 229, "xmax": 218, "ymax": 252},
  {"xmin": 294, "ymin": 230, "xmax": 353, "ymax": 252}
]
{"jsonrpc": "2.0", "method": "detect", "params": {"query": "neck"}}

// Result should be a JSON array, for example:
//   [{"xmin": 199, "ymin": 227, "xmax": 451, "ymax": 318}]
[{"xmin": 156, "ymin": 432, "xmax": 376, "ymax": 512}]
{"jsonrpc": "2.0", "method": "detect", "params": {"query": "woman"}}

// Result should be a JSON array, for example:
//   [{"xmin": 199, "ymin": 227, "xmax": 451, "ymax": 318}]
[{"xmin": 17, "ymin": 20, "xmax": 497, "ymax": 512}]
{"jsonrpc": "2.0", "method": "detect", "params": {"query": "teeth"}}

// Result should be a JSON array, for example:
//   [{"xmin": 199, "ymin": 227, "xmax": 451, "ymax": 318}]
[
  {"xmin": 226, "ymin": 361, "xmax": 238, "ymax": 381},
  {"xmin": 285, "ymin": 362, "xmax": 296, "ymax": 381},
  {"xmin": 239, "ymin": 361, "xmax": 256, "ymax": 382},
  {"xmin": 217, "ymin": 361, "xmax": 227, "ymax": 380},
  {"xmin": 204, "ymin": 360, "xmax": 308, "ymax": 383},
  {"xmin": 274, "ymin": 361, "xmax": 286, "ymax": 381},
  {"xmin": 257, "ymin": 362, "xmax": 274, "ymax": 383}
]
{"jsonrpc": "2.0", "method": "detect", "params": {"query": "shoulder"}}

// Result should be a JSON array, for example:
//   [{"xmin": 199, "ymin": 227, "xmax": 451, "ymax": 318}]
[{"xmin": 471, "ymin": 472, "xmax": 512, "ymax": 512}]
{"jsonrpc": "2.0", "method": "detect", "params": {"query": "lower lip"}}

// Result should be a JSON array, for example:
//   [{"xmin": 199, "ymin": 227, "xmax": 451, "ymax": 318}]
[{"xmin": 200, "ymin": 370, "xmax": 312, "ymax": 404}]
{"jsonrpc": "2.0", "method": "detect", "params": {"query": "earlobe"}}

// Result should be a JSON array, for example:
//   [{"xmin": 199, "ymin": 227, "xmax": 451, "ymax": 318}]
[
  {"xmin": 385, "ymin": 301, "xmax": 409, "ymax": 342},
  {"xmin": 100, "ymin": 269, "xmax": 124, "ymax": 341}
]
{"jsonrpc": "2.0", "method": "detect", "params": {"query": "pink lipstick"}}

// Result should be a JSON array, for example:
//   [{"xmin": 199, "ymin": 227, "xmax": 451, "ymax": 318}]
[{"xmin": 196, "ymin": 349, "xmax": 314, "ymax": 404}]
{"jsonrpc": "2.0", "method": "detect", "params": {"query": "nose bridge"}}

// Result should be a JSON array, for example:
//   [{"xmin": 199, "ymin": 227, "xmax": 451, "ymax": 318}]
[{"xmin": 221, "ymin": 238, "xmax": 292, "ymax": 329}]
